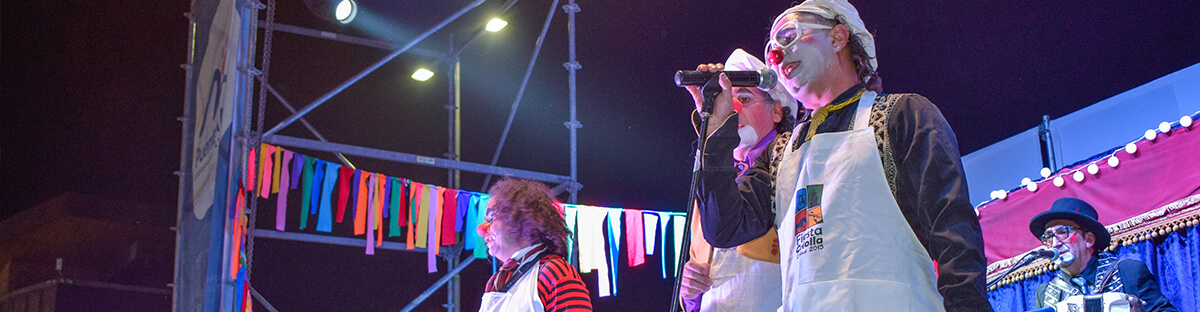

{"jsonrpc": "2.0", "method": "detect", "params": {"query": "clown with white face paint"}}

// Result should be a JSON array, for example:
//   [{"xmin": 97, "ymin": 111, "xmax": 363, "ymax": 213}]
[
  {"xmin": 688, "ymin": 1, "xmax": 992, "ymax": 311},
  {"xmin": 679, "ymin": 49, "xmax": 793, "ymax": 312}
]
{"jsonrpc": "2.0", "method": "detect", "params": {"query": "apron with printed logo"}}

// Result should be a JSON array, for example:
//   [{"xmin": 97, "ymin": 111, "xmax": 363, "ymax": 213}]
[{"xmin": 773, "ymin": 91, "xmax": 943, "ymax": 312}]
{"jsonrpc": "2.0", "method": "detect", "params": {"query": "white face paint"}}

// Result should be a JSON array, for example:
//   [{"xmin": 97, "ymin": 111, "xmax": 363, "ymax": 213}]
[
  {"xmin": 769, "ymin": 14, "xmax": 839, "ymax": 98},
  {"xmin": 737, "ymin": 125, "xmax": 760, "ymax": 148}
]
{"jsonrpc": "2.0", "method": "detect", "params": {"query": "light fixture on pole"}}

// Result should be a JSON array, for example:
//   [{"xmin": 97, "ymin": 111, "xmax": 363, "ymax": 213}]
[
  {"xmin": 302, "ymin": 0, "xmax": 358, "ymax": 25},
  {"xmin": 485, "ymin": 18, "xmax": 508, "ymax": 32},
  {"xmin": 412, "ymin": 68, "xmax": 435, "ymax": 81}
]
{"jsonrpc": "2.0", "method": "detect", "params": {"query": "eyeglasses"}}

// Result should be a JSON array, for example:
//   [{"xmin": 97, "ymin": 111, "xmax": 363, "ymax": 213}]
[
  {"xmin": 765, "ymin": 20, "xmax": 833, "ymax": 65},
  {"xmin": 769, "ymin": 20, "xmax": 833, "ymax": 51},
  {"xmin": 1040, "ymin": 225, "xmax": 1085, "ymax": 246}
]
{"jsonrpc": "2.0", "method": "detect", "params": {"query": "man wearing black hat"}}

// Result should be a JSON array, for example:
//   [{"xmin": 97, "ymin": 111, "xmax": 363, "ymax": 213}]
[{"xmin": 1030, "ymin": 197, "xmax": 1177, "ymax": 311}]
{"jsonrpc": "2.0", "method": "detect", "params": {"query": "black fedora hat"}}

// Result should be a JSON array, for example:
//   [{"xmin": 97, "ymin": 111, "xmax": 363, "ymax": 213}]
[{"xmin": 1028, "ymin": 197, "xmax": 1111, "ymax": 251}]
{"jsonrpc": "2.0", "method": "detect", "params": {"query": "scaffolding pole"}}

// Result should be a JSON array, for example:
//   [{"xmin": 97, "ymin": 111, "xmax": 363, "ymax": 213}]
[
  {"xmin": 216, "ymin": 0, "xmax": 586, "ymax": 310},
  {"xmin": 264, "ymin": 0, "xmax": 485, "ymax": 137},
  {"xmin": 263, "ymin": 134, "xmax": 572, "ymax": 184}
]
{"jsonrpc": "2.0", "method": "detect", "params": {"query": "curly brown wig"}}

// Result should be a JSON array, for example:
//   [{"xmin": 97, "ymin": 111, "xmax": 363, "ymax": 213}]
[{"xmin": 486, "ymin": 178, "xmax": 571, "ymax": 256}]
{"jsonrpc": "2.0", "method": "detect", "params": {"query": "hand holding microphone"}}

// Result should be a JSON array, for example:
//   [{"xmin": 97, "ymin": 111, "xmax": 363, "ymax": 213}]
[{"xmin": 679, "ymin": 63, "xmax": 737, "ymax": 137}]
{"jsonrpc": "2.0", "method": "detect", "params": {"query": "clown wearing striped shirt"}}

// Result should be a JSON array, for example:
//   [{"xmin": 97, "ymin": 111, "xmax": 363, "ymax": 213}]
[{"xmin": 477, "ymin": 178, "xmax": 593, "ymax": 312}]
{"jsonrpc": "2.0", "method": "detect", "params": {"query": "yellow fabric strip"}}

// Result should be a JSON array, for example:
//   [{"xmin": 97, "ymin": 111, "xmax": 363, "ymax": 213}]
[{"xmin": 805, "ymin": 89, "xmax": 865, "ymax": 141}]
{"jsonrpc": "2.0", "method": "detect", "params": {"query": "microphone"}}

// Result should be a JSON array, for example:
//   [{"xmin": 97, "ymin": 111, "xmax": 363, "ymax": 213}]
[
  {"xmin": 674, "ymin": 68, "xmax": 777, "ymax": 91},
  {"xmin": 1029, "ymin": 247, "xmax": 1059, "ymax": 260}
]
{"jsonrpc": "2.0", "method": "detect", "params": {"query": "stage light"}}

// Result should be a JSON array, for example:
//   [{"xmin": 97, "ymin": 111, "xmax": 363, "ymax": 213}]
[
  {"xmin": 485, "ymin": 18, "xmax": 508, "ymax": 32},
  {"xmin": 412, "ymin": 68, "xmax": 434, "ymax": 81},
  {"xmin": 335, "ymin": 0, "xmax": 357, "ymax": 24},
  {"xmin": 302, "ymin": 0, "xmax": 358, "ymax": 25}
]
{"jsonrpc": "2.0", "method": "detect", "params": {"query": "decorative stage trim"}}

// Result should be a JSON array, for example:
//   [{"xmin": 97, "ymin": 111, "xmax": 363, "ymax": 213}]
[{"xmin": 986, "ymin": 194, "xmax": 1200, "ymax": 290}]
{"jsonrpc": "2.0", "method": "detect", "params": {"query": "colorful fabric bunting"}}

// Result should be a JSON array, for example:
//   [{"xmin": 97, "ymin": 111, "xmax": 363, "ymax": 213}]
[
  {"xmin": 353, "ymin": 171, "xmax": 368, "ymax": 235},
  {"xmin": 605, "ymin": 209, "xmax": 622, "ymax": 296},
  {"xmin": 389, "ymin": 178, "xmax": 405, "ymax": 237},
  {"xmin": 415, "ymin": 184, "xmax": 430, "ymax": 248},
  {"xmin": 659, "ymin": 212, "xmax": 670, "ymax": 279},
  {"xmin": 382, "ymin": 176, "xmax": 392, "ymax": 219},
  {"xmin": 366, "ymin": 174, "xmax": 377, "ymax": 255},
  {"xmin": 275, "ymin": 150, "xmax": 293, "ymax": 231},
  {"xmin": 350, "ymin": 169, "xmax": 361, "ymax": 220},
  {"xmin": 289, "ymin": 154, "xmax": 303, "ymax": 188},
  {"xmin": 455, "ymin": 191, "xmax": 471, "ymax": 232},
  {"xmin": 316, "ymin": 162, "xmax": 338, "ymax": 232},
  {"xmin": 564, "ymin": 205, "xmax": 579, "ymax": 262},
  {"xmin": 473, "ymin": 194, "xmax": 490, "ymax": 259},
  {"xmin": 441, "ymin": 189, "xmax": 458, "ymax": 246},
  {"xmin": 427, "ymin": 185, "xmax": 441, "ymax": 272},
  {"xmin": 336, "ymin": 165, "xmax": 352, "ymax": 223},
  {"xmin": 298, "ymin": 158, "xmax": 315, "ymax": 229},
  {"xmin": 373, "ymin": 173, "xmax": 384, "ymax": 246},
  {"xmin": 246, "ymin": 148, "xmax": 257, "ymax": 192},
  {"xmin": 230, "ymin": 186, "xmax": 245, "ymax": 279},
  {"xmin": 244, "ymin": 144, "xmax": 716, "ymax": 298},
  {"xmin": 408, "ymin": 182, "xmax": 424, "ymax": 249},
  {"xmin": 624, "ymin": 209, "xmax": 645, "ymax": 267},
  {"xmin": 258, "ymin": 144, "xmax": 272, "ymax": 198},
  {"xmin": 271, "ymin": 144, "xmax": 282, "ymax": 194},
  {"xmin": 643, "ymin": 212, "xmax": 658, "ymax": 256}
]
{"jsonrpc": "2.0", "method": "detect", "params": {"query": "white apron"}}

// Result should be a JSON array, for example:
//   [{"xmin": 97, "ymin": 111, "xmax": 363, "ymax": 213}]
[
  {"xmin": 773, "ymin": 91, "xmax": 944, "ymax": 312},
  {"xmin": 479, "ymin": 262, "xmax": 545, "ymax": 312},
  {"xmin": 701, "ymin": 247, "xmax": 784, "ymax": 312}
]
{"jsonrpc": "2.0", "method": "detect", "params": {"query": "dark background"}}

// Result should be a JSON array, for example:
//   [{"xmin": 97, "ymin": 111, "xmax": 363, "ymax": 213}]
[{"xmin": 3, "ymin": 0, "xmax": 1199, "ymax": 311}]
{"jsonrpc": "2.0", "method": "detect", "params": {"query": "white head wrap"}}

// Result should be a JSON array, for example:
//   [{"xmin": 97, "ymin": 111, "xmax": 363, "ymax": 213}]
[
  {"xmin": 773, "ymin": 0, "xmax": 877, "ymax": 72},
  {"xmin": 724, "ymin": 48, "xmax": 798, "ymax": 119}
]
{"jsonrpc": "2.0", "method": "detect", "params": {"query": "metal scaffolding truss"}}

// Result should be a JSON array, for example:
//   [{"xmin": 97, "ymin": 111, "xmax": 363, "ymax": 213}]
[{"xmin": 175, "ymin": 0, "xmax": 582, "ymax": 311}]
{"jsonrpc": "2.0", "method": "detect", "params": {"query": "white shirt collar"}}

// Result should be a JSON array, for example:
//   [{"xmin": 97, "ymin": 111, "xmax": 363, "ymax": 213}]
[{"xmin": 508, "ymin": 243, "xmax": 545, "ymax": 264}]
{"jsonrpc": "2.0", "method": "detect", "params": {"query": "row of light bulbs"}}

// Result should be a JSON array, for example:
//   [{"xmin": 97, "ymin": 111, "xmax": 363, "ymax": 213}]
[{"xmin": 986, "ymin": 114, "xmax": 1195, "ymax": 202}]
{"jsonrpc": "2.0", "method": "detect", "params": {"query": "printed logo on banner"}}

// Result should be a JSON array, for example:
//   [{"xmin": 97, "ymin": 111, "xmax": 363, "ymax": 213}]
[
  {"xmin": 794, "ymin": 184, "xmax": 825, "ymax": 256},
  {"xmin": 191, "ymin": 0, "xmax": 241, "ymax": 220}
]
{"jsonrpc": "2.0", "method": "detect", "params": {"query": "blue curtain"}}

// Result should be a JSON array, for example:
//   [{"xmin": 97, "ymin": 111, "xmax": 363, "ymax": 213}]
[{"xmin": 987, "ymin": 225, "xmax": 1198, "ymax": 311}]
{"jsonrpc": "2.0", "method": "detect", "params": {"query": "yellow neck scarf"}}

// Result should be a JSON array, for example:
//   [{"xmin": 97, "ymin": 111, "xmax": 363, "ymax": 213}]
[{"xmin": 805, "ymin": 89, "xmax": 864, "ymax": 141}]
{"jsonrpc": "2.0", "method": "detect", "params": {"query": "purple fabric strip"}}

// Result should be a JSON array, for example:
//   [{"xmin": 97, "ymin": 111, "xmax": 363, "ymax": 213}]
[
  {"xmin": 350, "ymin": 169, "xmax": 361, "ymax": 219},
  {"xmin": 275, "ymin": 150, "xmax": 293, "ymax": 231},
  {"xmin": 289, "ymin": 154, "xmax": 303, "ymax": 189},
  {"xmin": 366, "ymin": 173, "xmax": 377, "ymax": 255},
  {"xmin": 427, "ymin": 186, "xmax": 440, "ymax": 273}
]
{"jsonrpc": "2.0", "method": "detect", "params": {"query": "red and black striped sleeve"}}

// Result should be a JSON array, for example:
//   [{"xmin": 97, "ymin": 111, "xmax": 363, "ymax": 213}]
[{"xmin": 537, "ymin": 255, "xmax": 592, "ymax": 312}]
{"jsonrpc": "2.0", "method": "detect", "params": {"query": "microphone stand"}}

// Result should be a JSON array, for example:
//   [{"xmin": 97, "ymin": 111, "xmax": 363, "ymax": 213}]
[
  {"xmin": 986, "ymin": 252, "xmax": 1040, "ymax": 290},
  {"xmin": 669, "ymin": 77, "xmax": 724, "ymax": 312}
]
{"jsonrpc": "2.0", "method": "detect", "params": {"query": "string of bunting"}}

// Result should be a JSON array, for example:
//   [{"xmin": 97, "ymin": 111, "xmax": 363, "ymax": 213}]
[{"xmin": 230, "ymin": 144, "xmax": 692, "ymax": 297}]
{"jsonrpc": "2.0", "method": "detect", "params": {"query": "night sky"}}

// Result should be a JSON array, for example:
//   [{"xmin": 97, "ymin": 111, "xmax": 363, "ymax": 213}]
[{"xmin": 3, "ymin": 0, "xmax": 1199, "ymax": 311}]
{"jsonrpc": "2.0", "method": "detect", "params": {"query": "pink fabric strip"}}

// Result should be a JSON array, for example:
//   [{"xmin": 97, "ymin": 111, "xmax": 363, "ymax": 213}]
[
  {"xmin": 259, "ymin": 144, "xmax": 273, "ymax": 198},
  {"xmin": 624, "ymin": 209, "xmax": 645, "ymax": 267}
]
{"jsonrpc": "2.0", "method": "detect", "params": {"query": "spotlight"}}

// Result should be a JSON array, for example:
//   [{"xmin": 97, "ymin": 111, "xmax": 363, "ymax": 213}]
[
  {"xmin": 335, "ymin": 0, "xmax": 357, "ymax": 24},
  {"xmin": 412, "ymin": 68, "xmax": 434, "ymax": 81},
  {"xmin": 302, "ymin": 0, "xmax": 358, "ymax": 25},
  {"xmin": 485, "ymin": 18, "xmax": 508, "ymax": 32}
]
